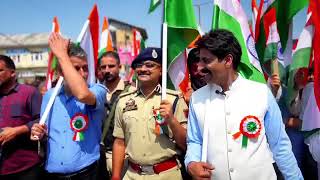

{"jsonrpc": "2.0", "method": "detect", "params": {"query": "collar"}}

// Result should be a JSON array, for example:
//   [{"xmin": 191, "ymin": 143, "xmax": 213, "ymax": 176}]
[
  {"xmin": 137, "ymin": 84, "xmax": 161, "ymax": 98},
  {"xmin": 0, "ymin": 83, "xmax": 19, "ymax": 95},
  {"xmin": 209, "ymin": 73, "xmax": 242, "ymax": 94},
  {"xmin": 108, "ymin": 79, "xmax": 125, "ymax": 94}
]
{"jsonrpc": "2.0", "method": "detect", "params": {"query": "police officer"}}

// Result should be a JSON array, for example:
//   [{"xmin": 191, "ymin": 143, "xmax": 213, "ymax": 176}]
[{"xmin": 112, "ymin": 48, "xmax": 188, "ymax": 180}]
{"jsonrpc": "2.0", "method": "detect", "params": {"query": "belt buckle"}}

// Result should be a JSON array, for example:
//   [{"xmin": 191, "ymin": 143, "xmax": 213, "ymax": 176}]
[{"xmin": 140, "ymin": 165, "xmax": 154, "ymax": 175}]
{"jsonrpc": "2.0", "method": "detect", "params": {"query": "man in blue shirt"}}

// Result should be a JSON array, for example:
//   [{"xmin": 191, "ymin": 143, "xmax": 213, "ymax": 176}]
[
  {"xmin": 185, "ymin": 29, "xmax": 302, "ymax": 180},
  {"xmin": 30, "ymin": 33, "xmax": 106, "ymax": 180}
]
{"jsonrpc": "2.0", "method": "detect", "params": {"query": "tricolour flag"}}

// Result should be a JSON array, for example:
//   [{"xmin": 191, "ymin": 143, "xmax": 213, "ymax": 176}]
[
  {"xmin": 287, "ymin": 10, "xmax": 314, "ymax": 106},
  {"xmin": 126, "ymin": 29, "xmax": 146, "ymax": 82},
  {"xmin": 77, "ymin": 4, "xmax": 99, "ymax": 85},
  {"xmin": 45, "ymin": 16, "xmax": 60, "ymax": 90},
  {"xmin": 164, "ymin": 0, "xmax": 199, "ymax": 93},
  {"xmin": 148, "ymin": 0, "xmax": 161, "ymax": 14},
  {"xmin": 255, "ymin": 2, "xmax": 286, "ymax": 80},
  {"xmin": 213, "ymin": 0, "xmax": 265, "ymax": 83},
  {"xmin": 256, "ymin": 0, "xmax": 309, "ymax": 52},
  {"xmin": 132, "ymin": 29, "xmax": 145, "ymax": 57},
  {"xmin": 99, "ymin": 16, "xmax": 113, "ymax": 58}
]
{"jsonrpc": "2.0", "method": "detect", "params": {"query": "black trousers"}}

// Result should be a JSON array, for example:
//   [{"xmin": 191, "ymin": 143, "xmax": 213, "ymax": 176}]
[
  {"xmin": 0, "ymin": 163, "xmax": 44, "ymax": 180},
  {"xmin": 45, "ymin": 161, "xmax": 100, "ymax": 180}
]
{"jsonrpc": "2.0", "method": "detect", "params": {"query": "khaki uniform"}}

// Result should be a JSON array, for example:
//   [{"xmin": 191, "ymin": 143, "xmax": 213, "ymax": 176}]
[
  {"xmin": 113, "ymin": 86, "xmax": 188, "ymax": 180},
  {"xmin": 103, "ymin": 79, "xmax": 135, "ymax": 175},
  {"xmin": 106, "ymin": 79, "xmax": 136, "ymax": 102}
]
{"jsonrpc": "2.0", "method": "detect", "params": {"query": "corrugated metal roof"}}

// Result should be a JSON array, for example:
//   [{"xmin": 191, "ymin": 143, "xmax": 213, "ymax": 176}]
[{"xmin": 0, "ymin": 33, "xmax": 49, "ymax": 48}]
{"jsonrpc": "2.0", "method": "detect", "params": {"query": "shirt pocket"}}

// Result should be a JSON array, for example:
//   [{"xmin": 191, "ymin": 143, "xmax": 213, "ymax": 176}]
[{"xmin": 122, "ymin": 111, "xmax": 139, "ymax": 133}]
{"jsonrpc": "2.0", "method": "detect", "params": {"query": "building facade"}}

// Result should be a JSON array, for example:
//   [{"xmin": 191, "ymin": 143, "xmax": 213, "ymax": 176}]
[{"xmin": 0, "ymin": 19, "xmax": 147, "ymax": 84}]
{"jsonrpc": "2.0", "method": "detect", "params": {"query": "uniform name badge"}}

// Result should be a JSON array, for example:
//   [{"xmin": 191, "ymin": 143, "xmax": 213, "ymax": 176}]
[
  {"xmin": 70, "ymin": 113, "xmax": 89, "ymax": 141},
  {"xmin": 152, "ymin": 107, "xmax": 169, "ymax": 136},
  {"xmin": 233, "ymin": 115, "xmax": 262, "ymax": 148}
]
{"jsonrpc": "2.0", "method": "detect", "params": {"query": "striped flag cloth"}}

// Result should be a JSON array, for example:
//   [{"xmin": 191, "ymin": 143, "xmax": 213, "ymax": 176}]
[
  {"xmin": 77, "ymin": 4, "xmax": 99, "ymax": 85},
  {"xmin": 213, "ymin": 0, "xmax": 265, "ymax": 83},
  {"xmin": 164, "ymin": 0, "xmax": 200, "ymax": 93},
  {"xmin": 45, "ymin": 16, "xmax": 60, "ymax": 90},
  {"xmin": 99, "ymin": 16, "xmax": 114, "ymax": 58},
  {"xmin": 287, "ymin": 9, "xmax": 314, "ymax": 106}
]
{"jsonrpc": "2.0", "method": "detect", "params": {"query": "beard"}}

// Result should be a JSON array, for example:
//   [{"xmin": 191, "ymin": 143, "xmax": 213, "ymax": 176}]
[
  {"xmin": 190, "ymin": 76, "xmax": 206, "ymax": 90},
  {"xmin": 103, "ymin": 73, "xmax": 118, "ymax": 83}
]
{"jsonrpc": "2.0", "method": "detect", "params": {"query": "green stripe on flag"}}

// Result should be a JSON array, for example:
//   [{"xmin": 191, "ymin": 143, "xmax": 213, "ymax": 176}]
[
  {"xmin": 274, "ymin": 0, "xmax": 308, "ymax": 49},
  {"xmin": 164, "ymin": 0, "xmax": 199, "ymax": 89},
  {"xmin": 263, "ymin": 43, "xmax": 278, "ymax": 63},
  {"xmin": 290, "ymin": 48, "xmax": 312, "ymax": 71}
]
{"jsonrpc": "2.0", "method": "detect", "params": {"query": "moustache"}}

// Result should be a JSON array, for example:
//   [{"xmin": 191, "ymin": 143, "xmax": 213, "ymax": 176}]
[
  {"xmin": 200, "ymin": 68, "xmax": 211, "ymax": 74},
  {"xmin": 103, "ymin": 73, "xmax": 114, "ymax": 79},
  {"xmin": 137, "ymin": 72, "xmax": 151, "ymax": 76}
]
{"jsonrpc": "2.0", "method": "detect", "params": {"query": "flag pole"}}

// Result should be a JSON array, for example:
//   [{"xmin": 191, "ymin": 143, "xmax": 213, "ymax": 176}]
[
  {"xmin": 161, "ymin": 0, "xmax": 167, "ymax": 100},
  {"xmin": 33, "ymin": 76, "xmax": 64, "ymax": 139},
  {"xmin": 161, "ymin": 23, "xmax": 168, "ymax": 100}
]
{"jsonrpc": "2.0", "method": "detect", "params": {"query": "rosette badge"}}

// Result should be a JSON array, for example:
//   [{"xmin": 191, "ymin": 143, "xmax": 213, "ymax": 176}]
[
  {"xmin": 70, "ymin": 113, "xmax": 89, "ymax": 141},
  {"xmin": 152, "ymin": 108, "xmax": 168, "ymax": 136},
  {"xmin": 233, "ymin": 115, "xmax": 262, "ymax": 148}
]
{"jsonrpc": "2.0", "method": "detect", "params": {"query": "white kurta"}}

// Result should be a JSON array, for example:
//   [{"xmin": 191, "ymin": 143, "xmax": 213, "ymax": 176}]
[{"xmin": 191, "ymin": 76, "xmax": 276, "ymax": 180}]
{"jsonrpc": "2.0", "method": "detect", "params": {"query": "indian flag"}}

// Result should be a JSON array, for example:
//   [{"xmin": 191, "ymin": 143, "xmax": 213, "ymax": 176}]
[
  {"xmin": 287, "ymin": 10, "xmax": 314, "ymax": 106},
  {"xmin": 148, "ymin": 0, "xmax": 161, "ymax": 14},
  {"xmin": 99, "ymin": 16, "xmax": 114, "ymax": 58},
  {"xmin": 255, "ymin": 4, "xmax": 286, "ymax": 80},
  {"xmin": 132, "ymin": 29, "xmax": 145, "ymax": 57},
  {"xmin": 45, "ymin": 16, "xmax": 60, "ymax": 90},
  {"xmin": 213, "ymin": 0, "xmax": 265, "ymax": 83},
  {"xmin": 77, "ymin": 4, "xmax": 99, "ymax": 85},
  {"xmin": 126, "ymin": 29, "xmax": 146, "ymax": 82},
  {"xmin": 271, "ymin": 0, "xmax": 309, "ymax": 50},
  {"xmin": 164, "ymin": 0, "xmax": 199, "ymax": 93}
]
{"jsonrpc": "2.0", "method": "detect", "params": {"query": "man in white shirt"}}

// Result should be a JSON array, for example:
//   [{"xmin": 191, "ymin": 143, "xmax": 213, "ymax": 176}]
[{"xmin": 185, "ymin": 29, "xmax": 302, "ymax": 180}]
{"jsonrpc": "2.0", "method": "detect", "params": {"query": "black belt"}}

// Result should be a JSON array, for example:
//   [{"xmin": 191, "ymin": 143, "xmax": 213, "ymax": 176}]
[{"xmin": 46, "ymin": 160, "xmax": 98, "ymax": 178}]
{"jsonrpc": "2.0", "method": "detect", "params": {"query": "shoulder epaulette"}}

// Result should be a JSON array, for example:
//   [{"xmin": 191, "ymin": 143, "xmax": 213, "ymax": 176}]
[
  {"xmin": 118, "ymin": 90, "xmax": 137, "ymax": 99},
  {"xmin": 166, "ymin": 89, "xmax": 182, "ymax": 98}
]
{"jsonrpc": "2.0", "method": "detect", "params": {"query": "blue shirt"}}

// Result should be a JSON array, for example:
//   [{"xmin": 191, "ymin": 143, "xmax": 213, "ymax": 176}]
[
  {"xmin": 185, "ymin": 90, "xmax": 303, "ymax": 180},
  {"xmin": 41, "ymin": 84, "xmax": 106, "ymax": 173}
]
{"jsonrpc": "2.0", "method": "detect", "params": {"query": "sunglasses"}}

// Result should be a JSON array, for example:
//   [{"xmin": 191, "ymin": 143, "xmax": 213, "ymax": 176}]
[{"xmin": 74, "ymin": 65, "xmax": 88, "ymax": 72}]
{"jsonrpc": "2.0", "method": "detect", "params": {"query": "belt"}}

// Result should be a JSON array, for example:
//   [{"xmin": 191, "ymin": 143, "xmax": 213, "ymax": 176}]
[
  {"xmin": 129, "ymin": 157, "xmax": 178, "ymax": 175},
  {"xmin": 46, "ymin": 160, "xmax": 98, "ymax": 178}
]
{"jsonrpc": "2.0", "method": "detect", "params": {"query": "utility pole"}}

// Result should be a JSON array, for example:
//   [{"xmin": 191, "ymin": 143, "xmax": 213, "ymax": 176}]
[{"xmin": 193, "ymin": 1, "xmax": 212, "ymax": 27}]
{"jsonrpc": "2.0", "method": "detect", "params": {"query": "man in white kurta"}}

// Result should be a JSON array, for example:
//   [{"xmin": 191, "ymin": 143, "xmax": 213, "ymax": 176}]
[{"xmin": 185, "ymin": 29, "xmax": 303, "ymax": 180}]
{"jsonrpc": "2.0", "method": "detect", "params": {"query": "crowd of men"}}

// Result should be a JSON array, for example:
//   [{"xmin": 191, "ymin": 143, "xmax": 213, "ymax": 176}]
[{"xmin": 0, "ymin": 29, "xmax": 319, "ymax": 180}]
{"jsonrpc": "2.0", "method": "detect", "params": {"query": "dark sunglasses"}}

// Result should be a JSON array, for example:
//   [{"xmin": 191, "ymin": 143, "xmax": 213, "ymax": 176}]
[{"xmin": 74, "ymin": 65, "xmax": 88, "ymax": 72}]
